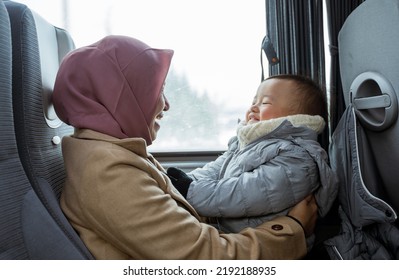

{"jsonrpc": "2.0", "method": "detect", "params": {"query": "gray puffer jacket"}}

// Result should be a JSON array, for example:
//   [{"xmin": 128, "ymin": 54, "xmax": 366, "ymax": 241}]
[
  {"xmin": 324, "ymin": 106, "xmax": 399, "ymax": 259},
  {"xmin": 187, "ymin": 115, "xmax": 339, "ymax": 233}
]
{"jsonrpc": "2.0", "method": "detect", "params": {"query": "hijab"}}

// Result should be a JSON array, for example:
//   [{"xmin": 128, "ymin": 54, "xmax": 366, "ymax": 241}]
[{"xmin": 53, "ymin": 35, "xmax": 173, "ymax": 145}]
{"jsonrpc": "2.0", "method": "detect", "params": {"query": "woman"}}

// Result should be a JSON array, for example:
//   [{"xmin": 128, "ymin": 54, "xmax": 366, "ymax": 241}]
[{"xmin": 53, "ymin": 35, "xmax": 317, "ymax": 259}]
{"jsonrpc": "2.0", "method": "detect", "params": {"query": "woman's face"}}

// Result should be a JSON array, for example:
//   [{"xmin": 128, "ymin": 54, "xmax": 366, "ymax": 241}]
[{"xmin": 149, "ymin": 93, "xmax": 170, "ymax": 142}]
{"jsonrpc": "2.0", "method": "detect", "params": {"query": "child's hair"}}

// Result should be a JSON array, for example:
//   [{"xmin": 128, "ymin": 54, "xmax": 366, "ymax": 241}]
[{"xmin": 265, "ymin": 74, "xmax": 328, "ymax": 123}]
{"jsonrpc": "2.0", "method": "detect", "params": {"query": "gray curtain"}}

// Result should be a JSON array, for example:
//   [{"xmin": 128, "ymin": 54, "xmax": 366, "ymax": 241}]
[
  {"xmin": 266, "ymin": 0, "xmax": 325, "ymax": 80},
  {"xmin": 325, "ymin": 0, "xmax": 364, "ymax": 134}
]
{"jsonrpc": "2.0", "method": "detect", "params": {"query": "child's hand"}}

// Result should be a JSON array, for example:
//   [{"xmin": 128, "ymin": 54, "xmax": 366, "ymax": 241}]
[{"xmin": 166, "ymin": 167, "xmax": 193, "ymax": 198}]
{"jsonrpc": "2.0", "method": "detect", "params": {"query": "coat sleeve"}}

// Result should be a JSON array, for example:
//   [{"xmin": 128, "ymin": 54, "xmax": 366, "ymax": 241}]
[
  {"xmin": 186, "ymin": 144, "xmax": 319, "ymax": 218},
  {"xmin": 188, "ymin": 150, "xmax": 228, "ymax": 180},
  {"xmin": 188, "ymin": 137, "xmax": 237, "ymax": 181},
  {"xmin": 69, "ymin": 146, "xmax": 307, "ymax": 260}
]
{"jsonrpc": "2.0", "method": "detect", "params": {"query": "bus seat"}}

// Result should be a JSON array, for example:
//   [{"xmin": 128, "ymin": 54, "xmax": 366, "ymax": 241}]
[
  {"xmin": 3, "ymin": 0, "xmax": 93, "ymax": 259},
  {"xmin": 339, "ymin": 0, "xmax": 399, "ymax": 213},
  {"xmin": 0, "ymin": 0, "xmax": 31, "ymax": 259},
  {"xmin": 325, "ymin": 0, "xmax": 399, "ymax": 259},
  {"xmin": 338, "ymin": 0, "xmax": 399, "ymax": 220}
]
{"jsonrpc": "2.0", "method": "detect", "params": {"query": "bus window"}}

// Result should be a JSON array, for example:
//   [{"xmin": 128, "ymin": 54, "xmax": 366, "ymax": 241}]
[{"xmin": 17, "ymin": 0, "xmax": 266, "ymax": 152}]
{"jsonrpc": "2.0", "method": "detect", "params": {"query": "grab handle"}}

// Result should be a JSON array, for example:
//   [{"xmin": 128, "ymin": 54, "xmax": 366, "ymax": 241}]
[{"xmin": 350, "ymin": 72, "xmax": 398, "ymax": 131}]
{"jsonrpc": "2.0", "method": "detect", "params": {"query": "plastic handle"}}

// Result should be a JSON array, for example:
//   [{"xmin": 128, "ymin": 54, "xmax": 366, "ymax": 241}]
[{"xmin": 350, "ymin": 71, "xmax": 398, "ymax": 131}]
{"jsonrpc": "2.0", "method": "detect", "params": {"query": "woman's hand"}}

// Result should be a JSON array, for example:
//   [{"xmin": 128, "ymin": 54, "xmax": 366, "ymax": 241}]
[{"xmin": 288, "ymin": 194, "xmax": 318, "ymax": 237}]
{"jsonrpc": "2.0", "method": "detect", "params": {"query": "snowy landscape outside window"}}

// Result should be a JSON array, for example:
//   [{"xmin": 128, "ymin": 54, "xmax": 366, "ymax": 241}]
[{"xmin": 18, "ymin": 0, "xmax": 267, "ymax": 151}]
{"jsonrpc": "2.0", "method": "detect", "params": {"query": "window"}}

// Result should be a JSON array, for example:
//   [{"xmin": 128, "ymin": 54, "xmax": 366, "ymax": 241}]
[{"xmin": 18, "ymin": 0, "xmax": 267, "ymax": 152}]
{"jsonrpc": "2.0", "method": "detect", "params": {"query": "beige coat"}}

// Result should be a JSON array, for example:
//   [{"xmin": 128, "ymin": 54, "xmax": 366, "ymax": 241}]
[{"xmin": 60, "ymin": 129, "xmax": 307, "ymax": 259}]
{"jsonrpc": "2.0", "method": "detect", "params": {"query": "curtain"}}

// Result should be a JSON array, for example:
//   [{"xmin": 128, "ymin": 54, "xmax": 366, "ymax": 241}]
[
  {"xmin": 325, "ymin": 0, "xmax": 364, "ymax": 134},
  {"xmin": 265, "ymin": 0, "xmax": 327, "ymax": 149}
]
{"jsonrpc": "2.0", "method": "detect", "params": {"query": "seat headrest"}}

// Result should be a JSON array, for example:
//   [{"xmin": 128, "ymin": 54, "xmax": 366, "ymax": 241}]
[{"xmin": 32, "ymin": 10, "xmax": 75, "ymax": 129}]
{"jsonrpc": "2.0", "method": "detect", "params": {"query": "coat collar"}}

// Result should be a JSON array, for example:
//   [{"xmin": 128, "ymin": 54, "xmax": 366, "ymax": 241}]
[
  {"xmin": 72, "ymin": 128, "xmax": 150, "ymax": 158},
  {"xmin": 237, "ymin": 114, "xmax": 325, "ymax": 149}
]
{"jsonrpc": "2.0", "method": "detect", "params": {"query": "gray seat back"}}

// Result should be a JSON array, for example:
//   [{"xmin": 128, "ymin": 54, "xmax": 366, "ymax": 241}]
[
  {"xmin": 339, "ymin": 0, "xmax": 399, "ymax": 214},
  {"xmin": 0, "ymin": 0, "xmax": 30, "ymax": 259},
  {"xmin": 4, "ymin": 0, "xmax": 93, "ymax": 259},
  {"xmin": 324, "ymin": 0, "xmax": 399, "ymax": 260}
]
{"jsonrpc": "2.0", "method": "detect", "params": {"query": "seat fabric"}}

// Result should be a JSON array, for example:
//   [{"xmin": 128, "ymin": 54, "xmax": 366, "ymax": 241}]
[{"xmin": 3, "ymin": 0, "xmax": 93, "ymax": 259}]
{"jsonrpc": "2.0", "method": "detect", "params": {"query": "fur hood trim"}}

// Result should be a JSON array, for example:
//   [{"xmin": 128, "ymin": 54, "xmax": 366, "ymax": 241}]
[{"xmin": 237, "ymin": 114, "xmax": 325, "ymax": 149}]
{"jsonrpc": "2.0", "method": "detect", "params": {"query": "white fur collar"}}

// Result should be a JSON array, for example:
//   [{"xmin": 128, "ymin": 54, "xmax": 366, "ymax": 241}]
[{"xmin": 237, "ymin": 114, "xmax": 325, "ymax": 149}]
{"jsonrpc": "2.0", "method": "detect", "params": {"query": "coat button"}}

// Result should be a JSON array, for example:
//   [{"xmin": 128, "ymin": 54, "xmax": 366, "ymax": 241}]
[{"xmin": 271, "ymin": 224, "xmax": 283, "ymax": 231}]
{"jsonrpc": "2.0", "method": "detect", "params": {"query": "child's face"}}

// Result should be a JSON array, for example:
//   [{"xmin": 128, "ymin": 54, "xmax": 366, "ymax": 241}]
[{"xmin": 245, "ymin": 78, "xmax": 297, "ymax": 124}]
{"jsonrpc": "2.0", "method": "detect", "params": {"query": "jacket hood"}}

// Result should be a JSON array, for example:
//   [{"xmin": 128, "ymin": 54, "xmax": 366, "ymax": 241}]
[{"xmin": 53, "ymin": 35, "xmax": 173, "ymax": 145}]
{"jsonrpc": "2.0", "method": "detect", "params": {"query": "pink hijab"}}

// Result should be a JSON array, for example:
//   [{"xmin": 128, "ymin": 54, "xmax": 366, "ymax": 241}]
[{"xmin": 53, "ymin": 35, "xmax": 173, "ymax": 145}]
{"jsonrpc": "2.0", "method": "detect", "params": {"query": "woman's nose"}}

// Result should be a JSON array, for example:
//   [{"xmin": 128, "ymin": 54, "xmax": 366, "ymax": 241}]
[{"xmin": 164, "ymin": 95, "xmax": 170, "ymax": 111}]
